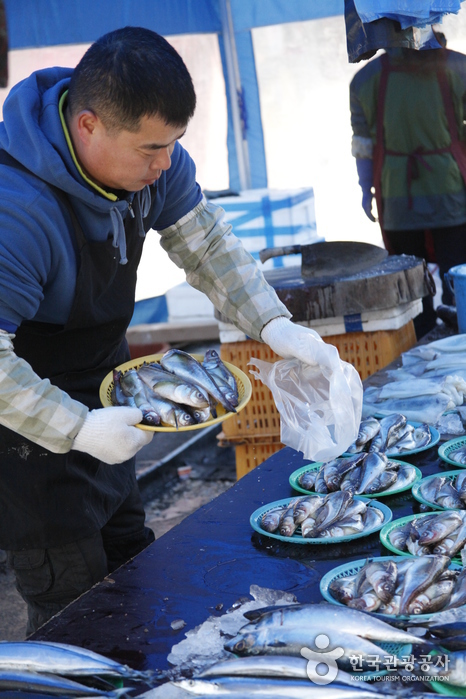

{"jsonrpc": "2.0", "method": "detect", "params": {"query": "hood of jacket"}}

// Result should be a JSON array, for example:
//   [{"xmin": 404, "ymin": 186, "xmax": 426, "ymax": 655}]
[{"xmin": 0, "ymin": 67, "xmax": 153, "ymax": 263}]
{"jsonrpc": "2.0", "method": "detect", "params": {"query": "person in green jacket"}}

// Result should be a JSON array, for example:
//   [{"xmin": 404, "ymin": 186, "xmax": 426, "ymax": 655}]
[{"xmin": 350, "ymin": 40, "xmax": 466, "ymax": 338}]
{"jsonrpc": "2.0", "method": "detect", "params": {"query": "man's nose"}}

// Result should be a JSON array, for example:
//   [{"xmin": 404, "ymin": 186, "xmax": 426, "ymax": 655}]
[{"xmin": 151, "ymin": 148, "xmax": 171, "ymax": 171}]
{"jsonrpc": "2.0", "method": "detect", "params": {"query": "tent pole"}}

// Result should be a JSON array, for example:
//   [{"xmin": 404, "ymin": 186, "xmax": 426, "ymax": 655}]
[{"xmin": 219, "ymin": 0, "xmax": 251, "ymax": 190}]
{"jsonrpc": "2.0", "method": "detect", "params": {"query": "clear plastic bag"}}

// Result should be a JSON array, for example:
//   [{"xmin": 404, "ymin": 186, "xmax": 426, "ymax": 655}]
[{"xmin": 249, "ymin": 343, "xmax": 363, "ymax": 463}]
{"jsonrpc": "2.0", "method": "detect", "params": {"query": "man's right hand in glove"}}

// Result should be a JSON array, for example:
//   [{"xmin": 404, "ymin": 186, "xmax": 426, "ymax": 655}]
[{"xmin": 72, "ymin": 406, "xmax": 153, "ymax": 464}]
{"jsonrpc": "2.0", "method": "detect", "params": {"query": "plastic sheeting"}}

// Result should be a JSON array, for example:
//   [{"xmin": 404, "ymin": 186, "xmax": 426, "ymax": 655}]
[
  {"xmin": 353, "ymin": 0, "xmax": 464, "ymax": 28},
  {"xmin": 345, "ymin": 0, "xmax": 444, "ymax": 62}
]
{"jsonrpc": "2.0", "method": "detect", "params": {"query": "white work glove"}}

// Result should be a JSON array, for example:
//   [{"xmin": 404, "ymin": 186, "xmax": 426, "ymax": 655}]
[
  {"xmin": 261, "ymin": 316, "xmax": 340, "ymax": 371},
  {"xmin": 72, "ymin": 406, "xmax": 153, "ymax": 464}
]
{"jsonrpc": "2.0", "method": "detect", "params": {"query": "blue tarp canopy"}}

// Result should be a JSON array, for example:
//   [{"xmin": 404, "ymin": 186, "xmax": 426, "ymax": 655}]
[{"xmin": 3, "ymin": 0, "xmax": 343, "ymax": 191}]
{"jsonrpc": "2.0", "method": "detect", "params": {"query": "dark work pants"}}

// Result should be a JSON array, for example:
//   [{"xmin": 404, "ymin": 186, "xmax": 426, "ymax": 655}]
[
  {"xmin": 7, "ymin": 483, "xmax": 155, "ymax": 636},
  {"xmin": 384, "ymin": 223, "xmax": 466, "ymax": 339}
]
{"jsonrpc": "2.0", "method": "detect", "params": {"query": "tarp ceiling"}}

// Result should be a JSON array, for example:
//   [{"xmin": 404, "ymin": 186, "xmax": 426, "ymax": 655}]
[{"xmin": 3, "ymin": 0, "xmax": 343, "ymax": 191}]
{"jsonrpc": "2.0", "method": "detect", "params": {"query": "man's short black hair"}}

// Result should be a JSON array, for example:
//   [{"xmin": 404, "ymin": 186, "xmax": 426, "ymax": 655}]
[{"xmin": 68, "ymin": 26, "xmax": 196, "ymax": 132}]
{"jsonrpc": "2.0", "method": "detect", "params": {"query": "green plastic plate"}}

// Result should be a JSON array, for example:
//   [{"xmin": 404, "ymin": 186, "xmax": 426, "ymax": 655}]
[
  {"xmin": 439, "ymin": 437, "xmax": 466, "ymax": 468},
  {"xmin": 412, "ymin": 470, "xmax": 466, "ymax": 511},
  {"xmin": 289, "ymin": 460, "xmax": 422, "ymax": 498},
  {"xmin": 250, "ymin": 496, "xmax": 392, "ymax": 544},
  {"xmin": 342, "ymin": 419, "xmax": 440, "ymax": 458},
  {"xmin": 427, "ymin": 649, "xmax": 466, "ymax": 696},
  {"xmin": 320, "ymin": 555, "xmax": 462, "ymax": 622},
  {"xmin": 380, "ymin": 511, "xmax": 464, "ymax": 565}
]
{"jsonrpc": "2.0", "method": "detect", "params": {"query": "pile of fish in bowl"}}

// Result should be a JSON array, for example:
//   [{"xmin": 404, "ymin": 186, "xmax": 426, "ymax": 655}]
[{"xmin": 110, "ymin": 348, "xmax": 239, "ymax": 428}]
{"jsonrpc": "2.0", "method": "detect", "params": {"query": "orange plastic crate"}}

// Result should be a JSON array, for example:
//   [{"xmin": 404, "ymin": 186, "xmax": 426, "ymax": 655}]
[{"xmin": 326, "ymin": 320, "xmax": 417, "ymax": 381}]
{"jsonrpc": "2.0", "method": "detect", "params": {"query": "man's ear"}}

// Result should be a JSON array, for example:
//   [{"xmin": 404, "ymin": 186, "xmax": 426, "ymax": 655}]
[{"xmin": 75, "ymin": 110, "xmax": 100, "ymax": 146}]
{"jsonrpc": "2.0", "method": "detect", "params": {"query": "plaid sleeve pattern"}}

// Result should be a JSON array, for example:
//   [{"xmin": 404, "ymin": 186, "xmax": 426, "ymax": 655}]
[
  {"xmin": 158, "ymin": 197, "xmax": 291, "ymax": 341},
  {"xmin": 0, "ymin": 332, "xmax": 88, "ymax": 453}
]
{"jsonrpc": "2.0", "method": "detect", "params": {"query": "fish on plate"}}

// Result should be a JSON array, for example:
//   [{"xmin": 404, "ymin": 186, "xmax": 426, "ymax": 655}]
[
  {"xmin": 111, "ymin": 348, "xmax": 239, "ymax": 427},
  {"xmin": 329, "ymin": 555, "xmax": 465, "ymax": 617},
  {"xmin": 388, "ymin": 511, "xmax": 466, "ymax": 559},
  {"xmin": 345, "ymin": 413, "xmax": 432, "ymax": 455},
  {"xmin": 298, "ymin": 453, "xmax": 416, "ymax": 497},
  {"xmin": 259, "ymin": 492, "xmax": 384, "ymax": 541}
]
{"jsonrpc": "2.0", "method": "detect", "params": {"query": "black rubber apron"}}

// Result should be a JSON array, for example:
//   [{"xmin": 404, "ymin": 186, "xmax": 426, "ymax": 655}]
[{"xmin": 0, "ymin": 192, "xmax": 149, "ymax": 550}]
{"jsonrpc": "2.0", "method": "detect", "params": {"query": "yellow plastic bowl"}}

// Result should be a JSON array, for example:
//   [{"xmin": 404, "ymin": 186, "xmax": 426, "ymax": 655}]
[{"xmin": 99, "ymin": 353, "xmax": 252, "ymax": 432}]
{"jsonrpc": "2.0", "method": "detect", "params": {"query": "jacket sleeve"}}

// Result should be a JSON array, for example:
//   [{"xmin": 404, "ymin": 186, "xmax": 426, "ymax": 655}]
[
  {"xmin": 349, "ymin": 71, "xmax": 374, "ymax": 160},
  {"xmin": 0, "ymin": 330, "xmax": 88, "ymax": 452},
  {"xmin": 158, "ymin": 196, "xmax": 291, "ymax": 341}
]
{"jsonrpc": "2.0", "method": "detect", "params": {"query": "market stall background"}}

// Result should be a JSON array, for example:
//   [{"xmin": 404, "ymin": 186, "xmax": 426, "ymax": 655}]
[{"xmin": 2, "ymin": 2, "xmax": 466, "ymax": 307}]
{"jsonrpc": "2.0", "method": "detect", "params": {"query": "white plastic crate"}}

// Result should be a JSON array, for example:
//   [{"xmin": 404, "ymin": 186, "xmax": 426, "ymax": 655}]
[
  {"xmin": 218, "ymin": 299, "xmax": 423, "ymax": 343},
  {"xmin": 213, "ymin": 187, "xmax": 323, "ymax": 271}
]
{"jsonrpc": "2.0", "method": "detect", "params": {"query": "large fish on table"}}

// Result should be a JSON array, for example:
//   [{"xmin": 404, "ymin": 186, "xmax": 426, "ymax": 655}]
[
  {"xmin": 174, "ymin": 675, "xmax": 389, "ymax": 697},
  {"xmin": 160, "ymin": 349, "xmax": 237, "ymax": 413},
  {"xmin": 0, "ymin": 640, "xmax": 152, "ymax": 681},
  {"xmin": 241, "ymin": 602, "xmax": 425, "ymax": 645}
]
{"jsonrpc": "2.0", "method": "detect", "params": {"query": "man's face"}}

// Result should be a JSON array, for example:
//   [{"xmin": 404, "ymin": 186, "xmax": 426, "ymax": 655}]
[{"xmin": 81, "ymin": 113, "xmax": 186, "ymax": 192}]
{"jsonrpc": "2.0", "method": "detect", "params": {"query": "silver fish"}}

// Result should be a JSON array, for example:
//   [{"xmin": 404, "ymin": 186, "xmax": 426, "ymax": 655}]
[
  {"xmin": 364, "ymin": 468, "xmax": 398, "ymax": 495},
  {"xmin": 436, "ymin": 481, "xmax": 463, "ymax": 509},
  {"xmin": 361, "ymin": 506, "xmax": 385, "ymax": 531},
  {"xmin": 189, "ymin": 405, "xmax": 212, "ymax": 423},
  {"xmin": 407, "ymin": 579, "xmax": 455, "ymax": 615},
  {"xmin": 138, "ymin": 363, "xmax": 210, "ymax": 408},
  {"xmin": 314, "ymin": 463, "xmax": 329, "ymax": 494},
  {"xmin": 0, "ymin": 640, "xmax": 151, "ymax": 681},
  {"xmin": 111, "ymin": 369, "xmax": 135, "ymax": 408},
  {"xmin": 143, "ymin": 390, "xmax": 196, "ymax": 428},
  {"xmin": 417, "ymin": 511, "xmax": 464, "ymax": 546},
  {"xmin": 339, "ymin": 467, "xmax": 362, "ymax": 495},
  {"xmin": 356, "ymin": 417, "xmax": 381, "ymax": 446},
  {"xmin": 297, "ymin": 470, "xmax": 317, "ymax": 491},
  {"xmin": 261, "ymin": 506, "xmax": 287, "ymax": 533},
  {"xmin": 381, "ymin": 463, "xmax": 416, "ymax": 493},
  {"xmin": 323, "ymin": 455, "xmax": 365, "ymax": 492},
  {"xmin": 451, "ymin": 446, "xmax": 466, "ymax": 465},
  {"xmin": 399, "ymin": 555, "xmax": 450, "ymax": 615},
  {"xmin": 329, "ymin": 574, "xmax": 359, "ymax": 604},
  {"xmin": 313, "ymin": 491, "xmax": 352, "ymax": 533},
  {"xmin": 300, "ymin": 516, "xmax": 317, "ymax": 538},
  {"xmin": 293, "ymin": 495, "xmax": 324, "ymax": 524},
  {"xmin": 175, "ymin": 675, "xmax": 387, "ymax": 697},
  {"xmin": 118, "ymin": 369, "xmax": 161, "ymax": 426},
  {"xmin": 355, "ymin": 453, "xmax": 388, "ymax": 494},
  {"xmin": 412, "ymin": 423, "xmax": 432, "ymax": 449},
  {"xmin": 279, "ymin": 503, "xmax": 299, "ymax": 537},
  {"xmin": 389, "ymin": 520, "xmax": 415, "ymax": 550},
  {"xmin": 419, "ymin": 476, "xmax": 447, "ymax": 504},
  {"xmin": 202, "ymin": 349, "xmax": 239, "ymax": 407},
  {"xmin": 224, "ymin": 626, "xmax": 412, "ymax": 673},
  {"xmin": 323, "ymin": 514, "xmax": 364, "ymax": 537},
  {"xmin": 364, "ymin": 559, "xmax": 397, "ymax": 603},
  {"xmin": 161, "ymin": 349, "xmax": 237, "ymax": 413},
  {"xmin": 449, "ymin": 568, "xmax": 466, "ymax": 609},
  {"xmin": 0, "ymin": 669, "xmax": 125, "ymax": 696},
  {"xmin": 378, "ymin": 413, "xmax": 407, "ymax": 451},
  {"xmin": 348, "ymin": 589, "xmax": 383, "ymax": 612},
  {"xmin": 243, "ymin": 602, "xmax": 424, "ymax": 645},
  {"xmin": 196, "ymin": 655, "xmax": 373, "ymax": 688},
  {"xmin": 418, "ymin": 648, "xmax": 466, "ymax": 686},
  {"xmin": 457, "ymin": 472, "xmax": 466, "ymax": 501}
]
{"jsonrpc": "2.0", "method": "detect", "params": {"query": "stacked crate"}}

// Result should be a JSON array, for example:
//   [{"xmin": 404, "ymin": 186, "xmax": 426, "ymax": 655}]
[{"xmin": 219, "ymin": 320, "xmax": 417, "ymax": 479}]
